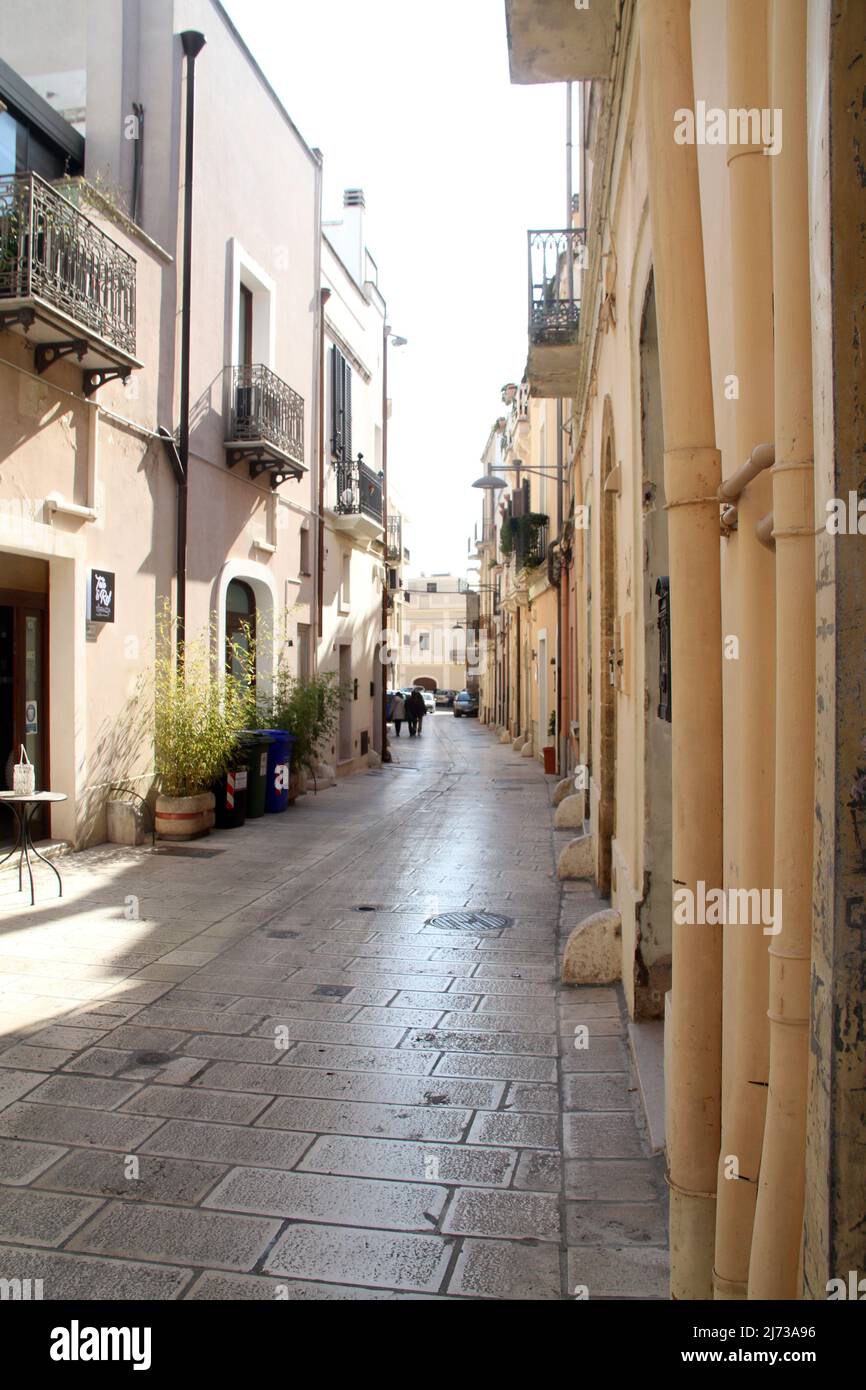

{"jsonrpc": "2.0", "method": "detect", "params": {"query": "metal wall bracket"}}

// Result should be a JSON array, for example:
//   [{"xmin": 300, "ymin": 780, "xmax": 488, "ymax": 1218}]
[
  {"xmin": 35, "ymin": 339, "xmax": 88, "ymax": 374},
  {"xmin": 0, "ymin": 307, "xmax": 36, "ymax": 335},
  {"xmin": 83, "ymin": 367, "xmax": 131, "ymax": 397}
]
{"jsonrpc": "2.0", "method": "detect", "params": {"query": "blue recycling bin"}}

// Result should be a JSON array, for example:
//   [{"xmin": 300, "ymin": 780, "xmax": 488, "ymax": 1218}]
[{"xmin": 262, "ymin": 729, "xmax": 296, "ymax": 813}]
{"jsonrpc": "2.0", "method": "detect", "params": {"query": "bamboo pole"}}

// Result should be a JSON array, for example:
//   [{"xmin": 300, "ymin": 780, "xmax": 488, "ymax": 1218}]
[
  {"xmin": 748, "ymin": 0, "xmax": 814, "ymax": 1300},
  {"xmin": 636, "ymin": 0, "xmax": 724, "ymax": 1300},
  {"xmin": 713, "ymin": 0, "xmax": 775, "ymax": 1302}
]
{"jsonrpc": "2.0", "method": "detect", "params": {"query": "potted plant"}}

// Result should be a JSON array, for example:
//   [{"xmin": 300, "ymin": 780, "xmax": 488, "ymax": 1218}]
[
  {"xmin": 151, "ymin": 612, "xmax": 253, "ymax": 839},
  {"xmin": 270, "ymin": 669, "xmax": 348, "ymax": 796}
]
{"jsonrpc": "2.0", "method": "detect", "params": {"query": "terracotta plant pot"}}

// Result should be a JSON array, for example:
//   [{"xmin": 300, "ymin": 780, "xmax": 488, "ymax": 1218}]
[
  {"xmin": 155, "ymin": 791, "xmax": 215, "ymax": 840},
  {"xmin": 287, "ymin": 769, "xmax": 303, "ymax": 803}
]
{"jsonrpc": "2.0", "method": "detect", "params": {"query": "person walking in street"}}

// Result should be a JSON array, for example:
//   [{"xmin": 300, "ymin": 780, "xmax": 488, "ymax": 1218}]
[
  {"xmin": 409, "ymin": 688, "xmax": 426, "ymax": 737},
  {"xmin": 391, "ymin": 691, "xmax": 406, "ymax": 737}
]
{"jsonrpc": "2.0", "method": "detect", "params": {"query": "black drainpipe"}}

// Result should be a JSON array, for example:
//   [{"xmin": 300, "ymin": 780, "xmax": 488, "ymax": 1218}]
[
  {"xmin": 176, "ymin": 30, "xmax": 206, "ymax": 668},
  {"xmin": 131, "ymin": 102, "xmax": 144, "ymax": 224}
]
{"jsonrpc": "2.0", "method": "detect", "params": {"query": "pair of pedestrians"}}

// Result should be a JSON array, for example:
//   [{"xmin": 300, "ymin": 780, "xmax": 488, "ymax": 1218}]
[{"xmin": 391, "ymin": 688, "xmax": 426, "ymax": 737}]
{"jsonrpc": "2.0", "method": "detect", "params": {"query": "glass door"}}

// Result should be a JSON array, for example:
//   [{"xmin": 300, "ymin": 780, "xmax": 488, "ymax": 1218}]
[{"xmin": 0, "ymin": 597, "xmax": 48, "ymax": 843}]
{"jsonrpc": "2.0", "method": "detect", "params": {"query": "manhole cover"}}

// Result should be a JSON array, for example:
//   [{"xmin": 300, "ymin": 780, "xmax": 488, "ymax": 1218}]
[
  {"xmin": 130, "ymin": 1051, "xmax": 175, "ymax": 1067},
  {"xmin": 424, "ymin": 911, "xmax": 513, "ymax": 933},
  {"xmin": 265, "ymin": 930, "xmax": 300, "ymax": 939}
]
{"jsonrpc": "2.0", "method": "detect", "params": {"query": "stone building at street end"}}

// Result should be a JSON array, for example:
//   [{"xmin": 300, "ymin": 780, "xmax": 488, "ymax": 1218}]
[
  {"xmin": 0, "ymin": 0, "xmax": 400, "ymax": 843},
  {"xmin": 490, "ymin": 0, "xmax": 866, "ymax": 1300}
]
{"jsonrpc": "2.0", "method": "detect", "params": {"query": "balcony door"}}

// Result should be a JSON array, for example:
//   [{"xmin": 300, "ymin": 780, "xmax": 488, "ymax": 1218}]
[{"xmin": 239, "ymin": 284, "xmax": 254, "ymax": 367}]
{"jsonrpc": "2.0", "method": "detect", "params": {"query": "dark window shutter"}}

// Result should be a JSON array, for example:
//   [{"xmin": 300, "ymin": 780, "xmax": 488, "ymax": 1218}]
[
  {"xmin": 344, "ymin": 360, "xmax": 352, "ymax": 466},
  {"xmin": 330, "ymin": 347, "xmax": 353, "ymax": 463},
  {"xmin": 330, "ymin": 346, "xmax": 341, "ymax": 459}
]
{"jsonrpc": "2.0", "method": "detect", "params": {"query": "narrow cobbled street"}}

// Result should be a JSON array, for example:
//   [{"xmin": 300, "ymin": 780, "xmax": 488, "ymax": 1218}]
[{"xmin": 0, "ymin": 713, "xmax": 667, "ymax": 1299}]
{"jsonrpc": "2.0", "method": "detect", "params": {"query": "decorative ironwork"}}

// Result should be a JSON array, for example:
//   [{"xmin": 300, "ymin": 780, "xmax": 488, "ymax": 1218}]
[
  {"xmin": 335, "ymin": 453, "xmax": 383, "ymax": 524},
  {"xmin": 0, "ymin": 172, "xmax": 137, "ymax": 356},
  {"xmin": 527, "ymin": 228, "xmax": 585, "ymax": 344},
  {"xmin": 656, "ymin": 575, "xmax": 672, "ymax": 722},
  {"xmin": 226, "ymin": 363, "xmax": 304, "ymax": 471},
  {"xmin": 501, "ymin": 509, "xmax": 549, "ymax": 571},
  {"xmin": 387, "ymin": 513, "xmax": 402, "ymax": 560}
]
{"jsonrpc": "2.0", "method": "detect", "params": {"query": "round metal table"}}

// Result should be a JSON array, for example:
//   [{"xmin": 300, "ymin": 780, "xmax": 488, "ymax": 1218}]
[{"xmin": 0, "ymin": 791, "xmax": 67, "ymax": 905}]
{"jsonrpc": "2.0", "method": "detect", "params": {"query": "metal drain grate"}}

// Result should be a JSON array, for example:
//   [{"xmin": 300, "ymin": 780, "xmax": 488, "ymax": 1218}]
[
  {"xmin": 354, "ymin": 904, "xmax": 386, "ymax": 912},
  {"xmin": 265, "ymin": 930, "xmax": 300, "ymax": 939},
  {"xmin": 130, "ymin": 1051, "xmax": 175, "ymax": 1066},
  {"xmin": 424, "ymin": 910, "xmax": 513, "ymax": 933}
]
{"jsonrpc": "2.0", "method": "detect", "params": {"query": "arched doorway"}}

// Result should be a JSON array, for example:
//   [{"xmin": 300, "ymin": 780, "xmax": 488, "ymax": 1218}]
[
  {"xmin": 225, "ymin": 578, "xmax": 257, "ymax": 686},
  {"xmin": 598, "ymin": 397, "xmax": 617, "ymax": 898}
]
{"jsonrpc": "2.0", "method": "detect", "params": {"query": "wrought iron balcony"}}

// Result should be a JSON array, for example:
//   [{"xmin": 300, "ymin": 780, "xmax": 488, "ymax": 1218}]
[
  {"xmin": 526, "ymin": 228, "xmax": 585, "ymax": 397},
  {"xmin": 336, "ymin": 455, "xmax": 383, "ymax": 523},
  {"xmin": 0, "ymin": 172, "xmax": 139, "ymax": 391},
  {"xmin": 501, "ymin": 510, "xmax": 549, "ymax": 573},
  {"xmin": 225, "ymin": 363, "xmax": 305, "ymax": 487}
]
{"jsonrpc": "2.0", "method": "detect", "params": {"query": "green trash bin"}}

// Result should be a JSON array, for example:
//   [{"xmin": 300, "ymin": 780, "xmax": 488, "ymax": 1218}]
[{"xmin": 239, "ymin": 731, "xmax": 273, "ymax": 819}]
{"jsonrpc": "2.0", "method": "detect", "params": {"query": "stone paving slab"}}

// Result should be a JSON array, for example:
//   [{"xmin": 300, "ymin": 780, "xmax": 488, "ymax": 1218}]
[
  {"xmin": 263, "ymin": 1223, "xmax": 453, "ymax": 1293},
  {"xmin": 447, "ymin": 1236, "xmax": 561, "ymax": 1300},
  {"xmin": 121, "ymin": 1084, "xmax": 272, "ymax": 1125},
  {"xmin": 0, "ymin": 1137, "xmax": 68, "ymax": 1185},
  {"xmin": 0, "ymin": 1242, "xmax": 193, "ymax": 1299},
  {"xmin": 298, "ymin": 1134, "xmax": 517, "ymax": 1187},
  {"xmin": 255, "ymin": 1096, "xmax": 471, "ymax": 1142},
  {"xmin": 34, "ymin": 1147, "xmax": 228, "ymax": 1205},
  {"xmin": 139, "ymin": 1118, "xmax": 314, "ymax": 1169},
  {"xmin": 67, "ymin": 1200, "xmax": 280, "ymax": 1272},
  {"xmin": 442, "ymin": 1188, "xmax": 561, "ymax": 1242},
  {"xmin": 204, "ymin": 1166, "xmax": 447, "ymax": 1231},
  {"xmin": 0, "ymin": 1186, "xmax": 102, "ymax": 1246}
]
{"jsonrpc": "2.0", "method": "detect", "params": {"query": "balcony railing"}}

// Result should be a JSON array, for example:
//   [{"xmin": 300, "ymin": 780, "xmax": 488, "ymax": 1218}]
[
  {"xmin": 501, "ymin": 510, "xmax": 549, "ymax": 572},
  {"xmin": 528, "ymin": 228, "xmax": 585, "ymax": 344},
  {"xmin": 226, "ymin": 363, "xmax": 304, "ymax": 475},
  {"xmin": 0, "ymin": 172, "xmax": 137, "ymax": 358},
  {"xmin": 387, "ymin": 513, "xmax": 402, "ymax": 560},
  {"xmin": 336, "ymin": 455, "xmax": 383, "ymax": 524}
]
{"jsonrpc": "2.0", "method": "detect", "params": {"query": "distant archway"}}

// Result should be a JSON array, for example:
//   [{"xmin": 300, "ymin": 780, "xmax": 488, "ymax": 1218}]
[{"xmin": 412, "ymin": 676, "xmax": 437, "ymax": 691}]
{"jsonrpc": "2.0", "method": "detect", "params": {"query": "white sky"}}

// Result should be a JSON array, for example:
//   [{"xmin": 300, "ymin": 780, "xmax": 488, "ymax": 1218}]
[{"xmin": 223, "ymin": 0, "xmax": 570, "ymax": 577}]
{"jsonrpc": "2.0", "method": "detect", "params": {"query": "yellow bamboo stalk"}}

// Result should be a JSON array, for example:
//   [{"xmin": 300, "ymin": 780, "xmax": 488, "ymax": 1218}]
[
  {"xmin": 636, "ymin": 0, "xmax": 724, "ymax": 1300},
  {"xmin": 748, "ymin": 0, "xmax": 814, "ymax": 1300},
  {"xmin": 713, "ymin": 0, "xmax": 775, "ymax": 1301}
]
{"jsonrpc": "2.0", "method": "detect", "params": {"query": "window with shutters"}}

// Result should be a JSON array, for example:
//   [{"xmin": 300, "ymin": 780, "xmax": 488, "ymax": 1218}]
[{"xmin": 330, "ymin": 346, "xmax": 353, "ymax": 465}]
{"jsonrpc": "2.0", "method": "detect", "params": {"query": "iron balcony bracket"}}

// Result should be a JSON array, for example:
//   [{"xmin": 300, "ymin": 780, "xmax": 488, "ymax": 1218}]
[
  {"xmin": 34, "ymin": 339, "xmax": 89, "ymax": 374},
  {"xmin": 83, "ymin": 366, "xmax": 131, "ymax": 397},
  {"xmin": 226, "ymin": 447, "xmax": 302, "ymax": 488},
  {"xmin": 0, "ymin": 308, "xmax": 36, "ymax": 336}
]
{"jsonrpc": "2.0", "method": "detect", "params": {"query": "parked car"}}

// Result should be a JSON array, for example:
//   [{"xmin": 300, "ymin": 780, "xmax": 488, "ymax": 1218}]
[
  {"xmin": 453, "ymin": 690, "xmax": 479, "ymax": 718},
  {"xmin": 435, "ymin": 689, "xmax": 454, "ymax": 707}
]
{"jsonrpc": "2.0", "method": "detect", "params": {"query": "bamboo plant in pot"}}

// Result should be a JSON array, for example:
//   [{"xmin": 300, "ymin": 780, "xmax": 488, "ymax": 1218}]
[
  {"xmin": 270, "ymin": 667, "xmax": 348, "ymax": 796},
  {"xmin": 152, "ymin": 613, "xmax": 253, "ymax": 839}
]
